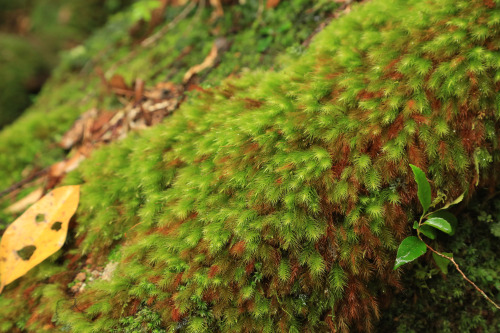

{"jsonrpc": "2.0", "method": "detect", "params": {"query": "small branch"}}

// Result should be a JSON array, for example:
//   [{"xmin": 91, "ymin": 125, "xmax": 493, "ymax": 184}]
[
  {"xmin": 0, "ymin": 168, "xmax": 48, "ymax": 199},
  {"xmin": 419, "ymin": 234, "xmax": 500, "ymax": 310},
  {"xmin": 196, "ymin": 0, "xmax": 206, "ymax": 17},
  {"xmin": 252, "ymin": 0, "xmax": 264, "ymax": 29},
  {"xmin": 141, "ymin": 1, "xmax": 197, "ymax": 47}
]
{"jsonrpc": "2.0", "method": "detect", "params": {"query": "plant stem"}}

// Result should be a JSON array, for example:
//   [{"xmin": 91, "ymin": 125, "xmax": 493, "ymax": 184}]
[{"xmin": 417, "ymin": 234, "xmax": 500, "ymax": 310}]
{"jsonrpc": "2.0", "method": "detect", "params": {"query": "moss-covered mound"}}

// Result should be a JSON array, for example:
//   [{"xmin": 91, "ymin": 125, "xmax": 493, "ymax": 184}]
[{"xmin": 0, "ymin": 0, "xmax": 499, "ymax": 332}]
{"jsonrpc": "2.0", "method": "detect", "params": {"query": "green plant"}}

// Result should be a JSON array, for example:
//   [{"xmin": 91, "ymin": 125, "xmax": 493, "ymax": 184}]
[
  {"xmin": 112, "ymin": 304, "xmax": 165, "ymax": 333},
  {"xmin": 1, "ymin": 0, "xmax": 500, "ymax": 331},
  {"xmin": 394, "ymin": 164, "xmax": 500, "ymax": 310}
]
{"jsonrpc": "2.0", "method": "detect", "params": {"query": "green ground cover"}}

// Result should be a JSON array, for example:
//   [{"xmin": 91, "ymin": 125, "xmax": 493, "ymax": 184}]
[{"xmin": 0, "ymin": 0, "xmax": 499, "ymax": 332}]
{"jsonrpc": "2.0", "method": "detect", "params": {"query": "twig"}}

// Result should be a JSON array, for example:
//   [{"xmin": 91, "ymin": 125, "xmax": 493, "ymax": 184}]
[
  {"xmin": 141, "ymin": 1, "xmax": 197, "ymax": 47},
  {"xmin": 252, "ymin": 0, "xmax": 264, "ymax": 29},
  {"xmin": 417, "ymin": 233, "xmax": 500, "ymax": 310},
  {"xmin": 196, "ymin": 0, "xmax": 206, "ymax": 18},
  {"xmin": 0, "ymin": 168, "xmax": 48, "ymax": 199}
]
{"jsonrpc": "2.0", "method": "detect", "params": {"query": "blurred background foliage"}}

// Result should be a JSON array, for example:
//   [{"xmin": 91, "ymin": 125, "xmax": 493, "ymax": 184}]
[{"xmin": 0, "ymin": 0, "xmax": 133, "ymax": 128}]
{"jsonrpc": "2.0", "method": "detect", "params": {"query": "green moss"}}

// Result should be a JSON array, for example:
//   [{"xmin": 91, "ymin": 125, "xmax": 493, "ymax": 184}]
[
  {"xmin": 111, "ymin": 304, "xmax": 165, "ymax": 333},
  {"xmin": 56, "ymin": 0, "xmax": 500, "ymax": 331},
  {"xmin": 0, "ymin": 0, "xmax": 335, "ymax": 229},
  {"xmin": 1, "ymin": 0, "xmax": 500, "ymax": 332}
]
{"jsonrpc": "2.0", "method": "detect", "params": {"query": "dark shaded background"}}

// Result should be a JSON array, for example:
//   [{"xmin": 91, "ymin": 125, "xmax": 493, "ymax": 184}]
[{"xmin": 0, "ymin": 0, "xmax": 133, "ymax": 128}]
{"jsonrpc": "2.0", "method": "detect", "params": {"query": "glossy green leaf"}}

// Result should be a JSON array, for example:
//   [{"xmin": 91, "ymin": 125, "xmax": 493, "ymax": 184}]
[
  {"xmin": 424, "ymin": 217, "xmax": 453, "ymax": 234},
  {"xmin": 394, "ymin": 236, "xmax": 427, "ymax": 270},
  {"xmin": 432, "ymin": 252, "xmax": 453, "ymax": 274},
  {"xmin": 418, "ymin": 225, "xmax": 437, "ymax": 240},
  {"xmin": 409, "ymin": 164, "xmax": 432, "ymax": 214},
  {"xmin": 428, "ymin": 211, "xmax": 457, "ymax": 235}
]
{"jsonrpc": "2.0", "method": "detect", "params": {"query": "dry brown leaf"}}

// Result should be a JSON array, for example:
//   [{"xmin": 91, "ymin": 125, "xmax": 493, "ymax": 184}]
[
  {"xmin": 91, "ymin": 111, "xmax": 115, "ymax": 134},
  {"xmin": 109, "ymin": 74, "xmax": 129, "ymax": 91},
  {"xmin": 210, "ymin": 0, "xmax": 224, "ymax": 18},
  {"xmin": 107, "ymin": 74, "xmax": 135, "ymax": 97},
  {"xmin": 49, "ymin": 149, "xmax": 88, "ymax": 179},
  {"xmin": 0, "ymin": 185, "xmax": 80, "ymax": 293},
  {"xmin": 60, "ymin": 108, "xmax": 97, "ymax": 149},
  {"xmin": 183, "ymin": 38, "xmax": 229, "ymax": 83},
  {"xmin": 144, "ymin": 82, "xmax": 180, "ymax": 101},
  {"xmin": 266, "ymin": 0, "xmax": 281, "ymax": 8},
  {"xmin": 5, "ymin": 188, "xmax": 44, "ymax": 214}
]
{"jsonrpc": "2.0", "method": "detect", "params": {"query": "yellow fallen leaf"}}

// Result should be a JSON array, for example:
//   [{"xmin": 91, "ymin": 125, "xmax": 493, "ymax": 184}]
[{"xmin": 0, "ymin": 185, "xmax": 80, "ymax": 293}]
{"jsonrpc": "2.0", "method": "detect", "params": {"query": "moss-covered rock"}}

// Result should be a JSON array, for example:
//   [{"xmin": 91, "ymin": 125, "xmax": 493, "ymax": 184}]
[{"xmin": 0, "ymin": 0, "xmax": 499, "ymax": 332}]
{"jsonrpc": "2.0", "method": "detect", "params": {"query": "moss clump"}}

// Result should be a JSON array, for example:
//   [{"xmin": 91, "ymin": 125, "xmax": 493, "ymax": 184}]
[
  {"xmin": 1, "ymin": 0, "xmax": 500, "ymax": 332},
  {"xmin": 112, "ymin": 304, "xmax": 165, "ymax": 333},
  {"xmin": 0, "ymin": 0, "xmax": 336, "ymax": 228},
  {"xmin": 56, "ymin": 0, "xmax": 500, "ymax": 331}
]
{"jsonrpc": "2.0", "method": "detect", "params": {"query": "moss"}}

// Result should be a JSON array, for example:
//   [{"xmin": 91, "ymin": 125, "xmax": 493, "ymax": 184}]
[
  {"xmin": 1, "ymin": 0, "xmax": 500, "ymax": 332},
  {"xmin": 61, "ymin": 0, "xmax": 500, "ymax": 331},
  {"xmin": 111, "ymin": 304, "xmax": 165, "ymax": 333},
  {"xmin": 0, "ymin": 0, "xmax": 335, "ymax": 228}
]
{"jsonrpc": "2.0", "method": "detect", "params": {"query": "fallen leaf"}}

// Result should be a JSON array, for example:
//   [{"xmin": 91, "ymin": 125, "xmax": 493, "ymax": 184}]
[
  {"xmin": 49, "ymin": 148, "xmax": 89, "ymax": 179},
  {"xmin": 91, "ymin": 111, "xmax": 115, "ymax": 134},
  {"xmin": 60, "ymin": 108, "xmax": 98, "ymax": 149},
  {"xmin": 209, "ymin": 0, "xmax": 224, "ymax": 18},
  {"xmin": 266, "ymin": 0, "xmax": 281, "ymax": 8},
  {"xmin": 103, "ymin": 74, "xmax": 135, "ymax": 97},
  {"xmin": 5, "ymin": 188, "xmax": 44, "ymax": 214},
  {"xmin": 144, "ymin": 82, "xmax": 180, "ymax": 101},
  {"xmin": 109, "ymin": 74, "xmax": 129, "ymax": 91},
  {"xmin": 0, "ymin": 185, "xmax": 80, "ymax": 293},
  {"xmin": 183, "ymin": 38, "xmax": 229, "ymax": 83}
]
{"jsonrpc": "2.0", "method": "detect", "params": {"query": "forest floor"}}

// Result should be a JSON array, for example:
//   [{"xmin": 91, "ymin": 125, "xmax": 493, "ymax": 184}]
[{"xmin": 0, "ymin": 1, "xmax": 499, "ymax": 332}]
